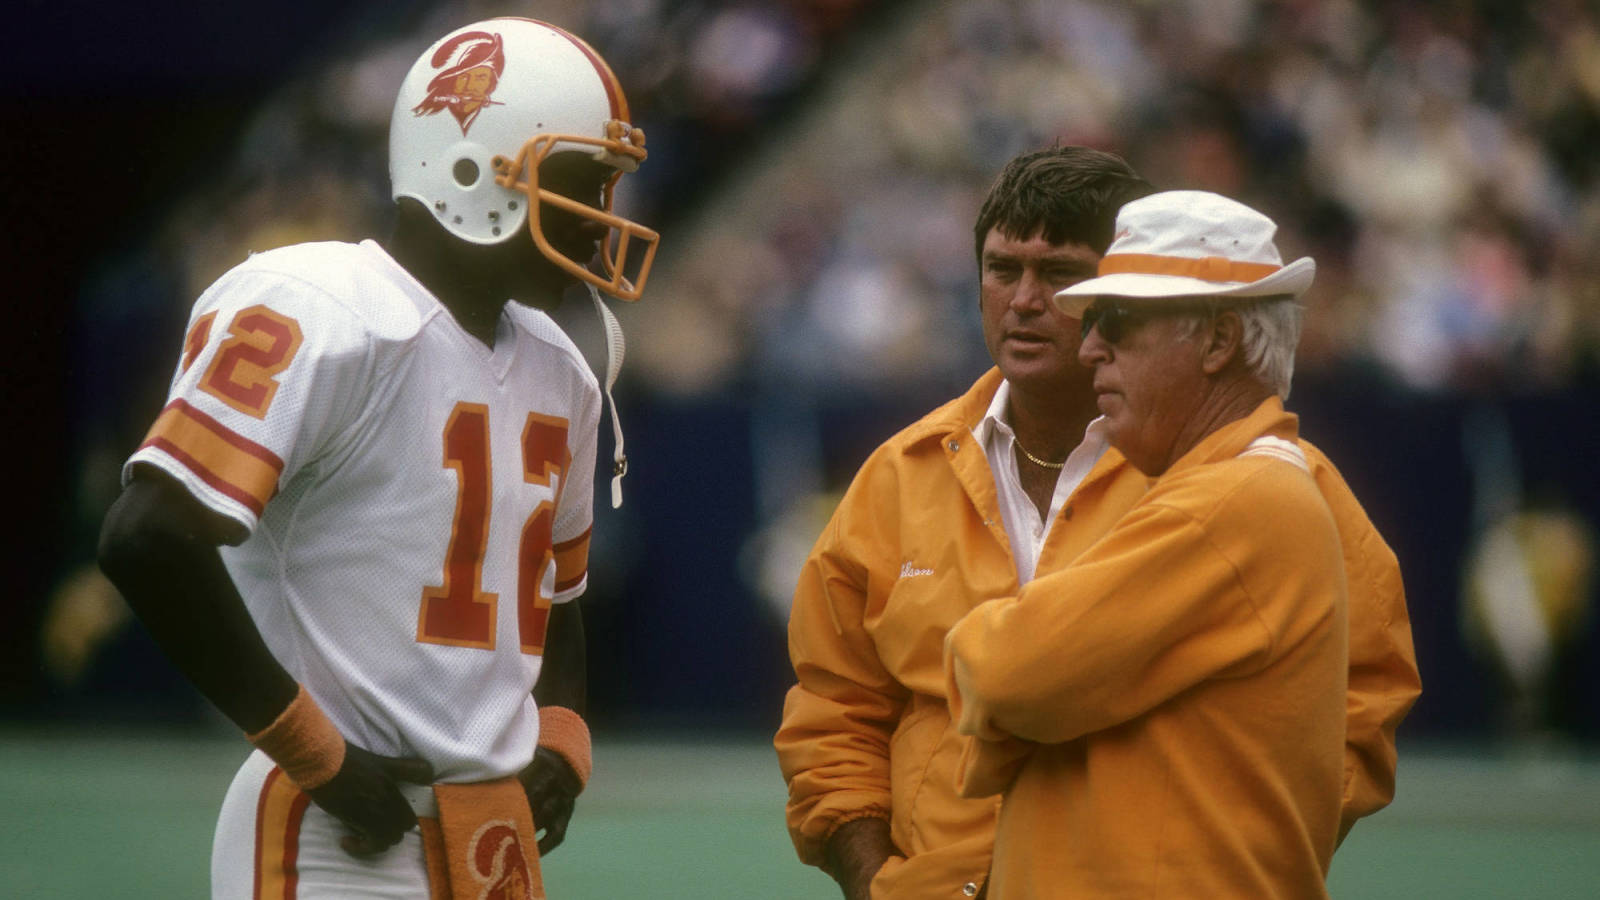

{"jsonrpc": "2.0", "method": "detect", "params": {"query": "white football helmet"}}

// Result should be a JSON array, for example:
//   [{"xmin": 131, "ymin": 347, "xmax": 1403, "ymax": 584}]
[{"xmin": 390, "ymin": 18, "xmax": 659, "ymax": 300}]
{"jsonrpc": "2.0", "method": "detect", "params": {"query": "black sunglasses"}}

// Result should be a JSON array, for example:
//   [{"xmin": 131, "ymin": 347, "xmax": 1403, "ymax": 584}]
[{"xmin": 1079, "ymin": 298, "xmax": 1212, "ymax": 344}]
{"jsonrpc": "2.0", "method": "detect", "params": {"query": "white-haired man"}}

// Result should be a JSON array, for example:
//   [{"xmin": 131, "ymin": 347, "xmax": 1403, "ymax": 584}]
[{"xmin": 945, "ymin": 191, "xmax": 1362, "ymax": 898}]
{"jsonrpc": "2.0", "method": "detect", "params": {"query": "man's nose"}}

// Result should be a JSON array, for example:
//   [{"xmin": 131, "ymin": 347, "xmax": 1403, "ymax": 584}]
[
  {"xmin": 1078, "ymin": 324, "xmax": 1110, "ymax": 365},
  {"xmin": 1010, "ymin": 269, "xmax": 1051, "ymax": 312}
]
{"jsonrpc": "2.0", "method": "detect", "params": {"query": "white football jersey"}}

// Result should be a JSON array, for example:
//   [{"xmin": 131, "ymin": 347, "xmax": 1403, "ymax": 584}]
[{"xmin": 125, "ymin": 239, "xmax": 600, "ymax": 782}]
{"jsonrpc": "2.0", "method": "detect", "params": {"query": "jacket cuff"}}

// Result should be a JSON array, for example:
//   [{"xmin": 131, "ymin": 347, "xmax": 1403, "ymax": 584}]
[
  {"xmin": 797, "ymin": 804, "xmax": 890, "ymax": 868},
  {"xmin": 823, "ymin": 807, "xmax": 892, "ymax": 842}
]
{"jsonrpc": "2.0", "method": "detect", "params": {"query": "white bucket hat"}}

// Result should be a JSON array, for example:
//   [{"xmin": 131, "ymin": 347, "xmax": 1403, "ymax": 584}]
[{"xmin": 1053, "ymin": 190, "xmax": 1314, "ymax": 316}]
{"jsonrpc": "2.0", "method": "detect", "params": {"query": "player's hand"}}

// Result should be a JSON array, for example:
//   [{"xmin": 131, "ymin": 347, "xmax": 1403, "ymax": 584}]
[
  {"xmin": 306, "ymin": 742, "xmax": 434, "ymax": 858},
  {"xmin": 518, "ymin": 746, "xmax": 583, "ymax": 855}
]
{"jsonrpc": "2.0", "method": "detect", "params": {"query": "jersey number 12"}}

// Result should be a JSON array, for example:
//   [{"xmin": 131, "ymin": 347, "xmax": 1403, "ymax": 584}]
[{"xmin": 417, "ymin": 402, "xmax": 570, "ymax": 656}]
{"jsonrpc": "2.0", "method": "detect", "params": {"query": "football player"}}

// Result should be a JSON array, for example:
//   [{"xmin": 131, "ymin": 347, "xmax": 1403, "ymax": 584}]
[{"xmin": 97, "ymin": 18, "xmax": 656, "ymax": 898}]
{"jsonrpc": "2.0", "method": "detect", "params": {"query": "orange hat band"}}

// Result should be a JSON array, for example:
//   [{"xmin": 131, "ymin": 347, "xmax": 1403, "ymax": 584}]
[{"xmin": 1098, "ymin": 252, "xmax": 1282, "ymax": 284}]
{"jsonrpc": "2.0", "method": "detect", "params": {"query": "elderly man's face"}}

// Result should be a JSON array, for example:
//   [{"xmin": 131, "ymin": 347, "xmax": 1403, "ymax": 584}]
[
  {"xmin": 1077, "ymin": 299, "xmax": 1210, "ymax": 476},
  {"xmin": 979, "ymin": 227, "xmax": 1101, "ymax": 394}
]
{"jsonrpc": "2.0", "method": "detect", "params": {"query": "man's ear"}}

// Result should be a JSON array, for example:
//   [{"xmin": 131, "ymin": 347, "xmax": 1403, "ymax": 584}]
[{"xmin": 1199, "ymin": 309, "xmax": 1244, "ymax": 376}]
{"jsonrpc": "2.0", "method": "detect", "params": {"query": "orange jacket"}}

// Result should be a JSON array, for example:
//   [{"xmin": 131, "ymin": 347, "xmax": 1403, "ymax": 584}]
[
  {"xmin": 775, "ymin": 371, "xmax": 1419, "ymax": 898},
  {"xmin": 946, "ymin": 397, "xmax": 1347, "ymax": 898}
]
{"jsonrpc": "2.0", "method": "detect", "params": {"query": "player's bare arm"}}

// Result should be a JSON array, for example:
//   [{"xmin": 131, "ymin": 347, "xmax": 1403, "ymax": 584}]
[
  {"xmin": 99, "ymin": 466, "xmax": 433, "ymax": 856},
  {"xmin": 99, "ymin": 467, "xmax": 294, "ymax": 730},
  {"xmin": 535, "ymin": 602, "xmax": 587, "ymax": 715},
  {"xmin": 523, "ymin": 601, "xmax": 589, "ymax": 854}
]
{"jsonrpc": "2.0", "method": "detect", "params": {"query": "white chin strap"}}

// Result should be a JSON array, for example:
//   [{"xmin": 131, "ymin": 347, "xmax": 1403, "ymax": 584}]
[{"xmin": 587, "ymin": 284, "xmax": 628, "ymax": 508}]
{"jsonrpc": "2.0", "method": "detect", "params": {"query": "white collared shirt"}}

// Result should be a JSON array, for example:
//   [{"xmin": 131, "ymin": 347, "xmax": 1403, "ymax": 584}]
[{"xmin": 972, "ymin": 380, "xmax": 1110, "ymax": 585}]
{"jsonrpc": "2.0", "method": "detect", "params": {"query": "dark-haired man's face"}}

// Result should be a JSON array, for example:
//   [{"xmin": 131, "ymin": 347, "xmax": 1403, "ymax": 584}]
[{"xmin": 979, "ymin": 226, "xmax": 1101, "ymax": 393}]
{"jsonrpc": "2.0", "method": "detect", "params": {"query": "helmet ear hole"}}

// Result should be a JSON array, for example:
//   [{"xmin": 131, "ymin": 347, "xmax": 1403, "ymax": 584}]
[{"xmin": 390, "ymin": 18, "xmax": 653, "ymax": 274}]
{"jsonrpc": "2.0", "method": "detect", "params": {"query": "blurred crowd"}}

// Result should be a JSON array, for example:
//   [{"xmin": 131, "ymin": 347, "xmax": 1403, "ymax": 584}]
[
  {"xmin": 78, "ymin": 0, "xmax": 1600, "ymax": 406},
  {"xmin": 45, "ymin": 0, "xmax": 1600, "ymax": 734},
  {"xmin": 636, "ymin": 0, "xmax": 1600, "ymax": 399}
]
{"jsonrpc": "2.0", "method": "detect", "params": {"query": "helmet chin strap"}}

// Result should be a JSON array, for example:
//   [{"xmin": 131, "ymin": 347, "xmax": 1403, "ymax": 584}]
[{"xmin": 586, "ymin": 283, "xmax": 628, "ymax": 508}]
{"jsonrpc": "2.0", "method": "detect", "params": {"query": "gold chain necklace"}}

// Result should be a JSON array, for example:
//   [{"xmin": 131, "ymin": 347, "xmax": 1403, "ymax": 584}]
[{"xmin": 1015, "ymin": 440, "xmax": 1065, "ymax": 470}]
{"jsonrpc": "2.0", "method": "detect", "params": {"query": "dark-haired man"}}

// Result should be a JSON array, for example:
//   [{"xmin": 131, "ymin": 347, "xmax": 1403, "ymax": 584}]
[{"xmin": 776, "ymin": 150, "xmax": 1419, "ymax": 900}]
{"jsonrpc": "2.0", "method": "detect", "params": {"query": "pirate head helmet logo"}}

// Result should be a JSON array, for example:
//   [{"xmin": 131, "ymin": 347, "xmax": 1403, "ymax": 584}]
[
  {"xmin": 389, "ymin": 18, "xmax": 661, "ymax": 298},
  {"xmin": 412, "ymin": 30, "xmax": 506, "ymax": 135}
]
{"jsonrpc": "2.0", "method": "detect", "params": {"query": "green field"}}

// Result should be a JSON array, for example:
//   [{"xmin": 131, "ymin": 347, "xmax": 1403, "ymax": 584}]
[{"xmin": 3, "ymin": 728, "xmax": 1596, "ymax": 898}]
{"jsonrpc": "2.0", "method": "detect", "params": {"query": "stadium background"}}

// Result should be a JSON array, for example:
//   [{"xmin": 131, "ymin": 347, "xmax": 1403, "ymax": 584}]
[{"xmin": 4, "ymin": 0, "xmax": 1597, "ymax": 896}]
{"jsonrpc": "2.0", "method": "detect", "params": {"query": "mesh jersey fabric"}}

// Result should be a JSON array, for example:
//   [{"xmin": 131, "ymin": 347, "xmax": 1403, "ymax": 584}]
[{"xmin": 125, "ymin": 239, "xmax": 600, "ymax": 781}]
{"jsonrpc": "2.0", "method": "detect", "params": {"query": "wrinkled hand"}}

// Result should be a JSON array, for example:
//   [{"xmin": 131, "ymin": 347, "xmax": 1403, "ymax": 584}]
[
  {"xmin": 519, "ymin": 746, "xmax": 583, "ymax": 855},
  {"xmin": 306, "ymin": 742, "xmax": 434, "ymax": 858}
]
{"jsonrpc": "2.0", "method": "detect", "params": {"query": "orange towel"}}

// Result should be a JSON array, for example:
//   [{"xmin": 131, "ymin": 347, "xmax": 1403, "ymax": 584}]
[{"xmin": 420, "ymin": 778, "xmax": 545, "ymax": 900}]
